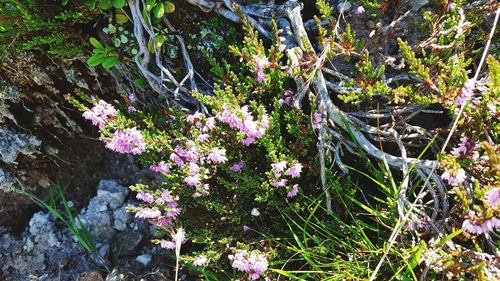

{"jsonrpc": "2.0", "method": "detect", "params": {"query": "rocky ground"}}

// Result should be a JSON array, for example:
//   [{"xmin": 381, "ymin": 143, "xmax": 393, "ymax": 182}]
[{"xmin": 0, "ymin": 179, "xmax": 183, "ymax": 281}]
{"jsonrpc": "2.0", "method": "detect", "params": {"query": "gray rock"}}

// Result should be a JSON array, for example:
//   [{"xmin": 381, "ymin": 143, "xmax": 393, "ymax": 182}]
[
  {"xmin": 97, "ymin": 180, "xmax": 128, "ymax": 209},
  {"xmin": 112, "ymin": 231, "xmax": 143, "ymax": 255},
  {"xmin": 113, "ymin": 207, "xmax": 131, "ymax": 231},
  {"xmin": 135, "ymin": 254, "xmax": 152, "ymax": 266},
  {"xmin": 29, "ymin": 212, "xmax": 62, "ymax": 248},
  {"xmin": 0, "ymin": 166, "xmax": 15, "ymax": 192},
  {"xmin": 411, "ymin": 0, "xmax": 429, "ymax": 11},
  {"xmin": 24, "ymin": 237, "xmax": 34, "ymax": 252},
  {"xmin": 337, "ymin": 1, "xmax": 352, "ymax": 13},
  {"xmin": 0, "ymin": 77, "xmax": 20, "ymax": 123},
  {"xmin": 99, "ymin": 244, "xmax": 110, "ymax": 259},
  {"xmin": 0, "ymin": 126, "xmax": 41, "ymax": 164},
  {"xmin": 78, "ymin": 197, "xmax": 115, "ymax": 243}
]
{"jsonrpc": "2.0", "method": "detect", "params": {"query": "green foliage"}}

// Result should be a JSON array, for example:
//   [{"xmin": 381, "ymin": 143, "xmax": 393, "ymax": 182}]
[
  {"xmin": 87, "ymin": 37, "xmax": 120, "ymax": 69},
  {"xmin": 16, "ymin": 184, "xmax": 96, "ymax": 254},
  {"xmin": 0, "ymin": 0, "xmax": 95, "ymax": 58}
]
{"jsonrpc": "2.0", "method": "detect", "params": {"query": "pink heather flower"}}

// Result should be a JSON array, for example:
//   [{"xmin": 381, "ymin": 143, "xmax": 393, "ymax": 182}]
[
  {"xmin": 231, "ymin": 161, "xmax": 245, "ymax": 172},
  {"xmin": 217, "ymin": 104, "xmax": 268, "ymax": 145},
  {"xmin": 228, "ymin": 249, "xmax": 268, "ymax": 281},
  {"xmin": 273, "ymin": 178, "xmax": 288, "ymax": 187},
  {"xmin": 198, "ymin": 133, "xmax": 210, "ymax": 142},
  {"xmin": 203, "ymin": 117, "xmax": 216, "ymax": 132},
  {"xmin": 451, "ymin": 137, "xmax": 479, "ymax": 159},
  {"xmin": 160, "ymin": 228, "xmax": 187, "ymax": 249},
  {"xmin": 160, "ymin": 240, "xmax": 176, "ymax": 249},
  {"xmin": 279, "ymin": 89, "xmax": 293, "ymax": 105},
  {"xmin": 128, "ymin": 94, "xmax": 136, "ymax": 103},
  {"xmin": 82, "ymin": 100, "xmax": 117, "ymax": 127},
  {"xmin": 271, "ymin": 161, "xmax": 287, "ymax": 175},
  {"xmin": 150, "ymin": 161, "xmax": 171, "ymax": 174},
  {"xmin": 170, "ymin": 153, "xmax": 185, "ymax": 168},
  {"xmin": 287, "ymin": 184, "xmax": 299, "ymax": 198},
  {"xmin": 188, "ymin": 162, "xmax": 200, "ymax": 175},
  {"xmin": 187, "ymin": 111, "xmax": 202, "ymax": 123},
  {"xmin": 243, "ymin": 225, "xmax": 250, "ymax": 232},
  {"xmin": 485, "ymin": 188, "xmax": 500, "ymax": 207},
  {"xmin": 135, "ymin": 207, "xmax": 161, "ymax": 219},
  {"xmin": 217, "ymin": 105, "xmax": 242, "ymax": 129},
  {"xmin": 105, "ymin": 128, "xmax": 146, "ymax": 155},
  {"xmin": 278, "ymin": 44, "xmax": 286, "ymax": 52},
  {"xmin": 193, "ymin": 255, "xmax": 208, "ymax": 266},
  {"xmin": 252, "ymin": 55, "xmax": 269, "ymax": 83},
  {"xmin": 454, "ymin": 79, "xmax": 475, "ymax": 106},
  {"xmin": 286, "ymin": 163, "xmax": 303, "ymax": 178},
  {"xmin": 184, "ymin": 142, "xmax": 200, "ymax": 162},
  {"xmin": 160, "ymin": 190, "xmax": 173, "ymax": 202},
  {"xmin": 127, "ymin": 106, "xmax": 136, "ymax": 113},
  {"xmin": 155, "ymin": 216, "xmax": 172, "ymax": 226},
  {"xmin": 166, "ymin": 201, "xmax": 181, "ymax": 218},
  {"xmin": 447, "ymin": 2, "xmax": 456, "ymax": 11},
  {"xmin": 487, "ymin": 104, "xmax": 497, "ymax": 115},
  {"xmin": 312, "ymin": 112, "xmax": 324, "ymax": 129},
  {"xmin": 184, "ymin": 174, "xmax": 201, "ymax": 186},
  {"xmin": 208, "ymin": 147, "xmax": 227, "ymax": 164},
  {"xmin": 174, "ymin": 145, "xmax": 187, "ymax": 158},
  {"xmin": 463, "ymin": 213, "xmax": 500, "ymax": 234},
  {"xmin": 355, "ymin": 5, "xmax": 365, "ymax": 15},
  {"xmin": 256, "ymin": 71, "xmax": 266, "ymax": 83},
  {"xmin": 136, "ymin": 191, "xmax": 154, "ymax": 204},
  {"xmin": 441, "ymin": 168, "xmax": 466, "ymax": 185}
]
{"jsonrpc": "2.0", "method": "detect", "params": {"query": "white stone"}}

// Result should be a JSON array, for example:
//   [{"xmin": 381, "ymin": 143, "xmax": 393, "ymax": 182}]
[
  {"xmin": 337, "ymin": 1, "xmax": 352, "ymax": 14},
  {"xmin": 135, "ymin": 254, "xmax": 152, "ymax": 266}
]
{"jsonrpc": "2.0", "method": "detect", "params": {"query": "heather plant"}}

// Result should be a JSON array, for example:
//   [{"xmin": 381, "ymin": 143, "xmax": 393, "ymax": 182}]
[{"xmin": 60, "ymin": 0, "xmax": 499, "ymax": 280}]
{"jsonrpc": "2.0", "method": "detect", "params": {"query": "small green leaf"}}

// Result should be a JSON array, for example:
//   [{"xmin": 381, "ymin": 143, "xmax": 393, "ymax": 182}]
[
  {"xmin": 115, "ymin": 14, "xmax": 129, "ymax": 24},
  {"xmin": 112, "ymin": 0, "xmax": 125, "ymax": 9},
  {"xmin": 99, "ymin": 0, "xmax": 113, "ymax": 10},
  {"xmin": 89, "ymin": 37, "xmax": 104, "ymax": 49},
  {"xmin": 152, "ymin": 3, "xmax": 164, "ymax": 18},
  {"xmin": 61, "ymin": 0, "xmax": 69, "ymax": 5},
  {"xmin": 102, "ymin": 56, "xmax": 119, "ymax": 69},
  {"xmin": 147, "ymin": 39, "xmax": 155, "ymax": 53},
  {"xmin": 87, "ymin": 54, "xmax": 106, "ymax": 67},
  {"xmin": 163, "ymin": 1, "xmax": 175, "ymax": 13},
  {"xmin": 146, "ymin": 0, "xmax": 156, "ymax": 11},
  {"xmin": 133, "ymin": 79, "xmax": 147, "ymax": 87}
]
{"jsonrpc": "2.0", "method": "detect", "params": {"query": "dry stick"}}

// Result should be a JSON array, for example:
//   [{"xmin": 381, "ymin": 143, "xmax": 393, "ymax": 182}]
[{"xmin": 368, "ymin": 7, "xmax": 500, "ymax": 281}]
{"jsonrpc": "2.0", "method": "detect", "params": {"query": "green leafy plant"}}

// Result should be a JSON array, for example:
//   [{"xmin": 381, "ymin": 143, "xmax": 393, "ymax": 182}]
[{"xmin": 87, "ymin": 37, "xmax": 120, "ymax": 69}]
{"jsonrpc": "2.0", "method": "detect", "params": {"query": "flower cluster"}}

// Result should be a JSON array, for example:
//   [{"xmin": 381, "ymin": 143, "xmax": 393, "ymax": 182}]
[
  {"xmin": 160, "ymin": 228, "xmax": 186, "ymax": 250},
  {"xmin": 105, "ymin": 127, "xmax": 146, "ymax": 155},
  {"xmin": 312, "ymin": 111, "xmax": 326, "ymax": 129},
  {"xmin": 451, "ymin": 137, "xmax": 479, "ymax": 159},
  {"xmin": 127, "ymin": 94, "xmax": 136, "ymax": 113},
  {"xmin": 82, "ymin": 100, "xmax": 117, "ymax": 127},
  {"xmin": 271, "ymin": 160, "xmax": 302, "ymax": 198},
  {"xmin": 441, "ymin": 168, "xmax": 466, "ymax": 186},
  {"xmin": 462, "ymin": 211, "xmax": 500, "ymax": 235},
  {"xmin": 134, "ymin": 189, "xmax": 181, "ymax": 226},
  {"xmin": 454, "ymin": 79, "xmax": 475, "ymax": 106},
  {"xmin": 276, "ymin": 29, "xmax": 286, "ymax": 52},
  {"xmin": 230, "ymin": 161, "xmax": 245, "ymax": 172},
  {"xmin": 252, "ymin": 55, "xmax": 270, "ymax": 83},
  {"xmin": 228, "ymin": 249, "xmax": 268, "ymax": 280},
  {"xmin": 217, "ymin": 104, "xmax": 270, "ymax": 146},
  {"xmin": 279, "ymin": 89, "xmax": 293, "ymax": 106},
  {"xmin": 149, "ymin": 161, "xmax": 171, "ymax": 174}
]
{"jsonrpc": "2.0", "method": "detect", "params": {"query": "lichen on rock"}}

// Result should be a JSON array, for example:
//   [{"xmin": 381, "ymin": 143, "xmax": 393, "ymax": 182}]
[{"xmin": 0, "ymin": 126, "xmax": 41, "ymax": 164}]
